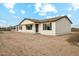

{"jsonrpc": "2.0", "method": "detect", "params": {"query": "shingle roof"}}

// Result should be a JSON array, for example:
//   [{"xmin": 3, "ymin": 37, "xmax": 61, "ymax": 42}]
[
  {"xmin": 40, "ymin": 16, "xmax": 72, "ymax": 23},
  {"xmin": 19, "ymin": 15, "xmax": 72, "ymax": 25}
]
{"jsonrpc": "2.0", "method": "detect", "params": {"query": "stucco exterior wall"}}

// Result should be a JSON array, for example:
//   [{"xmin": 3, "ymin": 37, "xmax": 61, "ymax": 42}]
[
  {"xmin": 55, "ymin": 18, "xmax": 71, "ymax": 35},
  {"xmin": 21, "ymin": 20, "xmax": 34, "ymax": 25},
  {"xmin": 18, "ymin": 24, "xmax": 36, "ymax": 33},
  {"xmin": 18, "ymin": 20, "xmax": 36, "ymax": 33},
  {"xmin": 16, "ymin": 26, "xmax": 21, "ymax": 32},
  {"xmin": 15, "ymin": 26, "xmax": 18, "ymax": 32},
  {"xmin": 26, "ymin": 24, "xmax": 36, "ymax": 33},
  {"xmin": 21, "ymin": 25, "xmax": 26, "ymax": 32},
  {"xmin": 17, "ymin": 18, "xmax": 71, "ymax": 35},
  {"xmin": 39, "ymin": 22, "xmax": 56, "ymax": 35}
]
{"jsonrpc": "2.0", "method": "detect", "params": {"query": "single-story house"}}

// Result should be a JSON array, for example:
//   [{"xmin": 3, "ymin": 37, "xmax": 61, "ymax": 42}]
[{"xmin": 15, "ymin": 16, "xmax": 72, "ymax": 35}]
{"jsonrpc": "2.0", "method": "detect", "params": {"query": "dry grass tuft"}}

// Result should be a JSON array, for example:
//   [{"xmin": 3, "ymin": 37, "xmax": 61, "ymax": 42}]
[
  {"xmin": 66, "ymin": 33, "xmax": 79, "ymax": 46},
  {"xmin": 0, "ymin": 31, "xmax": 4, "ymax": 34}
]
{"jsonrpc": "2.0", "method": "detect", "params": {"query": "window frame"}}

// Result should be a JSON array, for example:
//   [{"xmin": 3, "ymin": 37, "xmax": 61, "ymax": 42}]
[
  {"xmin": 19, "ymin": 26, "xmax": 22, "ymax": 30},
  {"xmin": 43, "ymin": 23, "xmax": 52, "ymax": 30},
  {"xmin": 26, "ymin": 24, "xmax": 33, "ymax": 30}
]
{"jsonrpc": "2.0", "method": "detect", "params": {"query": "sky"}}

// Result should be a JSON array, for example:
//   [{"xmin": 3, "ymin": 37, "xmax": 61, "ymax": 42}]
[{"xmin": 0, "ymin": 3, "xmax": 79, "ymax": 27}]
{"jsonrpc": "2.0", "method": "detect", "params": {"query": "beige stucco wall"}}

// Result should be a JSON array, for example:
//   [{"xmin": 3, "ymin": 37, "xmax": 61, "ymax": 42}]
[
  {"xmin": 21, "ymin": 20, "xmax": 34, "ymax": 25},
  {"xmin": 16, "ymin": 26, "xmax": 21, "ymax": 32},
  {"xmin": 55, "ymin": 18, "xmax": 71, "ymax": 35},
  {"xmin": 21, "ymin": 25, "xmax": 26, "ymax": 32},
  {"xmin": 26, "ymin": 24, "xmax": 36, "ymax": 33},
  {"xmin": 17, "ymin": 18, "xmax": 71, "ymax": 35},
  {"xmin": 18, "ymin": 20, "xmax": 36, "ymax": 33},
  {"xmin": 39, "ymin": 22, "xmax": 56, "ymax": 35},
  {"xmin": 18, "ymin": 24, "xmax": 36, "ymax": 33},
  {"xmin": 15, "ymin": 26, "xmax": 18, "ymax": 32}
]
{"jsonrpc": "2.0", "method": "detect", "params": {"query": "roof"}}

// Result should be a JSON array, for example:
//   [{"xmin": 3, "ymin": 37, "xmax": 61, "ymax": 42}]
[
  {"xmin": 19, "ymin": 15, "xmax": 72, "ymax": 25},
  {"xmin": 19, "ymin": 18, "xmax": 40, "ymax": 25}
]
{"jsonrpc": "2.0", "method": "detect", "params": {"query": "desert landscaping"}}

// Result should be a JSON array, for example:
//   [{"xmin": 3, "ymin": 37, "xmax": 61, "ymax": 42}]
[{"xmin": 0, "ymin": 30, "xmax": 79, "ymax": 56}]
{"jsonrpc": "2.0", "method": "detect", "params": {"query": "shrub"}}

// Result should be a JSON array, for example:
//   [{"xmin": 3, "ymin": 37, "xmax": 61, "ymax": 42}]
[
  {"xmin": 66, "ymin": 33, "xmax": 79, "ymax": 46},
  {"xmin": 0, "ymin": 31, "xmax": 4, "ymax": 34}
]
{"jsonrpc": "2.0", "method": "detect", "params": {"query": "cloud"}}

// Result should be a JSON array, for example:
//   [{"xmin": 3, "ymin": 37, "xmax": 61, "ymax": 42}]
[
  {"xmin": 38, "ymin": 12, "xmax": 46, "ymax": 16},
  {"xmin": 9, "ymin": 9, "xmax": 15, "ymax": 14},
  {"xmin": 42, "ymin": 4, "xmax": 57, "ymax": 13},
  {"xmin": 67, "ymin": 14, "xmax": 72, "ymax": 17},
  {"xmin": 28, "ymin": 5, "xmax": 31, "ymax": 7},
  {"xmin": 47, "ymin": 16, "xmax": 53, "ymax": 18},
  {"xmin": 46, "ymin": 15, "xmax": 59, "ymax": 18},
  {"xmin": 35, "ymin": 3, "xmax": 42, "ymax": 12},
  {"xmin": 46, "ymin": 14, "xmax": 67, "ymax": 19},
  {"xmin": 14, "ymin": 16, "xmax": 20, "ymax": 19},
  {"xmin": 3, "ymin": 3, "xmax": 16, "ymax": 14},
  {"xmin": 21, "ymin": 10, "xmax": 26, "ymax": 15},
  {"xmin": 70, "ymin": 3, "xmax": 79, "ymax": 10},
  {"xmin": 0, "ymin": 20, "xmax": 7, "ymax": 24},
  {"xmin": 68, "ymin": 7, "xmax": 72, "ymax": 11},
  {"xmin": 3, "ymin": 3, "xmax": 15, "ymax": 9},
  {"xmin": 35, "ymin": 3, "xmax": 57, "ymax": 16}
]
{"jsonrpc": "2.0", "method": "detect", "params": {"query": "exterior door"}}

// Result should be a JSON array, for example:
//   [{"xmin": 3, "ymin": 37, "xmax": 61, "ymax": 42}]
[{"xmin": 35, "ymin": 24, "xmax": 39, "ymax": 32}]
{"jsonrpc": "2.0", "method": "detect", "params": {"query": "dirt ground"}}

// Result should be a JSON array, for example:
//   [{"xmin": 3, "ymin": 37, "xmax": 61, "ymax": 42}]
[{"xmin": 0, "ymin": 31, "xmax": 79, "ymax": 56}]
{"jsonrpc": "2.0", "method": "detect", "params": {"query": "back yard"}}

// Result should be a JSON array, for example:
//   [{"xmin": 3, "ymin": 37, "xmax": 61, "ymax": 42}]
[{"xmin": 0, "ymin": 31, "xmax": 79, "ymax": 56}]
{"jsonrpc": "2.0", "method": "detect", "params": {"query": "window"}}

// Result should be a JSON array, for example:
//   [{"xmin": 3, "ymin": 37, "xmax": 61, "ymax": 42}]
[
  {"xmin": 26, "ymin": 24, "xmax": 32, "ymax": 30},
  {"xmin": 19, "ymin": 26, "xmax": 22, "ymax": 30},
  {"xmin": 43, "ymin": 23, "xmax": 52, "ymax": 30}
]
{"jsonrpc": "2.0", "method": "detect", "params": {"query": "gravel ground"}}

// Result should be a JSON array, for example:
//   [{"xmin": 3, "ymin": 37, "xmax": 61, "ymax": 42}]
[{"xmin": 0, "ymin": 31, "xmax": 79, "ymax": 56}]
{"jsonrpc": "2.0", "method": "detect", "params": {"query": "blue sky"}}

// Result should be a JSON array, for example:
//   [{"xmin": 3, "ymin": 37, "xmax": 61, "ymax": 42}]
[{"xmin": 0, "ymin": 3, "xmax": 79, "ymax": 27}]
